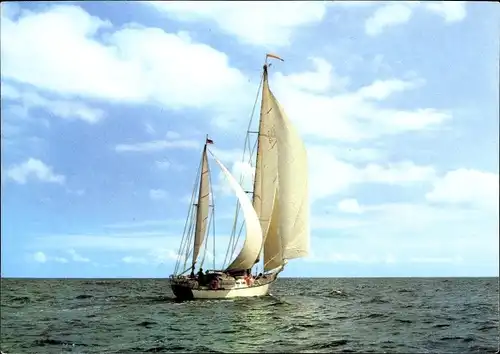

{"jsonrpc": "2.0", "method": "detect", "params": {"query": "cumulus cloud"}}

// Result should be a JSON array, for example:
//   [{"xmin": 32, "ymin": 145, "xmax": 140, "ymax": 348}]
[
  {"xmin": 271, "ymin": 61, "xmax": 451, "ymax": 142},
  {"xmin": 1, "ymin": 4, "xmax": 454, "ymax": 145},
  {"xmin": 307, "ymin": 146, "xmax": 436, "ymax": 202},
  {"xmin": 32, "ymin": 251, "xmax": 69, "ymax": 264},
  {"xmin": 145, "ymin": 1, "xmax": 330, "ymax": 47},
  {"xmin": 6, "ymin": 158, "xmax": 65, "ymax": 185},
  {"xmin": 365, "ymin": 3, "xmax": 413, "ymax": 37},
  {"xmin": 1, "ymin": 83, "xmax": 105, "ymax": 123},
  {"xmin": 423, "ymin": 1, "xmax": 467, "ymax": 23},
  {"xmin": 1, "ymin": 5, "xmax": 252, "ymax": 120},
  {"xmin": 426, "ymin": 169, "xmax": 499, "ymax": 211},
  {"xmin": 33, "ymin": 251, "xmax": 47, "ymax": 263},
  {"xmin": 121, "ymin": 249, "xmax": 184, "ymax": 265},
  {"xmin": 364, "ymin": 1, "xmax": 467, "ymax": 36},
  {"xmin": 338, "ymin": 198, "xmax": 363, "ymax": 214},
  {"xmin": 68, "ymin": 249, "xmax": 90, "ymax": 262}
]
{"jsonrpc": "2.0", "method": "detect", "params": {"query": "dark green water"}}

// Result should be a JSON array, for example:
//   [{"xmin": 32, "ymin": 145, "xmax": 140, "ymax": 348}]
[{"xmin": 1, "ymin": 277, "xmax": 498, "ymax": 353}]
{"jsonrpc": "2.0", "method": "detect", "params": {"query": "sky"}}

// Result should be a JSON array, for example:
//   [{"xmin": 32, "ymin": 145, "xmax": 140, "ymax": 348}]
[{"xmin": 1, "ymin": 1, "xmax": 499, "ymax": 278}]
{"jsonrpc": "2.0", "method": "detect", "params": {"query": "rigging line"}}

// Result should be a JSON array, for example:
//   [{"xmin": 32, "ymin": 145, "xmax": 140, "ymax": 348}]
[
  {"xmin": 225, "ymin": 132, "xmax": 259, "ymax": 267},
  {"xmin": 180, "ymin": 185, "xmax": 199, "ymax": 272},
  {"xmin": 221, "ymin": 72, "xmax": 264, "ymax": 269},
  {"xmin": 228, "ymin": 73, "xmax": 263, "ymax": 235},
  {"xmin": 175, "ymin": 201, "xmax": 195, "ymax": 274},
  {"xmin": 208, "ymin": 170, "xmax": 216, "ymax": 270},
  {"xmin": 182, "ymin": 209, "xmax": 196, "ymax": 272},
  {"xmin": 174, "ymin": 148, "xmax": 203, "ymax": 275}
]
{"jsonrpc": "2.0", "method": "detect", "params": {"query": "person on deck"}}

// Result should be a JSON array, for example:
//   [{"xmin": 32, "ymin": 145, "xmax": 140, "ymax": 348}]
[{"xmin": 197, "ymin": 268, "xmax": 204, "ymax": 284}]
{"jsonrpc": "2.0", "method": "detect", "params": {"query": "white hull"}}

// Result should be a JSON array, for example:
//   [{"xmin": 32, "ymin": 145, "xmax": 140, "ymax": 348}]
[
  {"xmin": 170, "ymin": 270, "xmax": 281, "ymax": 300},
  {"xmin": 191, "ymin": 283, "xmax": 270, "ymax": 299}
]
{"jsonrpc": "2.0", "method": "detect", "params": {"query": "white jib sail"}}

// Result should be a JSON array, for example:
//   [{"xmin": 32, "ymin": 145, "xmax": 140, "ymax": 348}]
[{"xmin": 210, "ymin": 154, "xmax": 264, "ymax": 271}]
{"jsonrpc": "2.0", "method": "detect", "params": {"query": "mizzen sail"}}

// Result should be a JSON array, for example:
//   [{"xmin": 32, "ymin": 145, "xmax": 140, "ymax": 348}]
[{"xmin": 192, "ymin": 145, "xmax": 211, "ymax": 267}]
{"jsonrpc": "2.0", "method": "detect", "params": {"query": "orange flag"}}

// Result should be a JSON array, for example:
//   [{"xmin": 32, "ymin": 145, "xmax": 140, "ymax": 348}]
[{"xmin": 266, "ymin": 53, "xmax": 284, "ymax": 62}]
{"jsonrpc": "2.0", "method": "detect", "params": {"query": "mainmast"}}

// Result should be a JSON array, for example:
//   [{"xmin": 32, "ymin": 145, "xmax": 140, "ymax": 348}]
[{"xmin": 251, "ymin": 53, "xmax": 284, "ymax": 268}]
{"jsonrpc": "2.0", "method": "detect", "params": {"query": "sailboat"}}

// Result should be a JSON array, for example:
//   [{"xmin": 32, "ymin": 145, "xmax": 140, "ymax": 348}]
[{"xmin": 169, "ymin": 54, "xmax": 310, "ymax": 300}]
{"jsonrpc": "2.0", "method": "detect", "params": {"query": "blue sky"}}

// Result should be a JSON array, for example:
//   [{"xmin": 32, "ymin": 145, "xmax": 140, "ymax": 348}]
[{"xmin": 1, "ymin": 1, "xmax": 498, "ymax": 278}]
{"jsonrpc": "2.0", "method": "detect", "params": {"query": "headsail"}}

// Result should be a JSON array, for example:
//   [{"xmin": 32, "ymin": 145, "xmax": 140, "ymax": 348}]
[
  {"xmin": 273, "ymin": 90, "xmax": 310, "ymax": 261},
  {"xmin": 209, "ymin": 152, "xmax": 264, "ymax": 271},
  {"xmin": 191, "ymin": 141, "xmax": 211, "ymax": 268}
]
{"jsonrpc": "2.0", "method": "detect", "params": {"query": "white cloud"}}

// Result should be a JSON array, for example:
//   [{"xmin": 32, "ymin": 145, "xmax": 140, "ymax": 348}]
[
  {"xmin": 32, "ymin": 251, "xmax": 68, "ymax": 263},
  {"xmin": 122, "ymin": 249, "xmax": 184, "ymax": 265},
  {"xmin": 423, "ymin": 2, "xmax": 467, "ymax": 23},
  {"xmin": 1, "ymin": 5, "xmax": 252, "ymax": 119},
  {"xmin": 149, "ymin": 189, "xmax": 168, "ymax": 200},
  {"xmin": 68, "ymin": 249, "xmax": 90, "ymax": 262},
  {"xmin": 150, "ymin": 248, "xmax": 183, "ymax": 264},
  {"xmin": 115, "ymin": 139, "xmax": 199, "ymax": 152},
  {"xmin": 307, "ymin": 145, "xmax": 436, "ymax": 201},
  {"xmin": 280, "ymin": 57, "xmax": 350, "ymax": 93},
  {"xmin": 1, "ymin": 83, "xmax": 105, "ymax": 123},
  {"xmin": 272, "ymin": 63, "xmax": 451, "ymax": 142},
  {"xmin": 6, "ymin": 158, "xmax": 65, "ymax": 185},
  {"xmin": 361, "ymin": 161, "xmax": 436, "ymax": 184},
  {"xmin": 122, "ymin": 256, "xmax": 148, "ymax": 264},
  {"xmin": 338, "ymin": 198, "xmax": 363, "ymax": 214},
  {"xmin": 1, "ymin": 5, "xmax": 453, "ymax": 143},
  {"xmin": 145, "ymin": 1, "xmax": 330, "ymax": 47},
  {"xmin": 365, "ymin": 3, "xmax": 413, "ymax": 37},
  {"xmin": 308, "ymin": 200, "xmax": 497, "ymax": 268},
  {"xmin": 426, "ymin": 169, "xmax": 499, "ymax": 211},
  {"xmin": 364, "ymin": 2, "xmax": 467, "ymax": 36},
  {"xmin": 33, "ymin": 251, "xmax": 47, "ymax": 263}
]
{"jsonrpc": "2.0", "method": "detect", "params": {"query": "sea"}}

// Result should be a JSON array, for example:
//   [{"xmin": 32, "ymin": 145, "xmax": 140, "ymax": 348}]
[{"xmin": 1, "ymin": 277, "xmax": 498, "ymax": 353}]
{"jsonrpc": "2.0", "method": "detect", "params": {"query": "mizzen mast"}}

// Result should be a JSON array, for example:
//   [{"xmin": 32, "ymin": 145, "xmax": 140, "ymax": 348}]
[{"xmin": 191, "ymin": 136, "xmax": 214, "ymax": 273}]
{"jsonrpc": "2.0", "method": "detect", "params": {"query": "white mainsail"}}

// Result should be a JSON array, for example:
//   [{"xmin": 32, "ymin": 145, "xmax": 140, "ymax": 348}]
[
  {"xmin": 210, "ymin": 154, "xmax": 264, "ymax": 271},
  {"xmin": 253, "ymin": 65, "xmax": 279, "ymax": 264},
  {"xmin": 192, "ymin": 146, "xmax": 211, "ymax": 267},
  {"xmin": 256, "ymin": 59, "xmax": 310, "ymax": 271}
]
